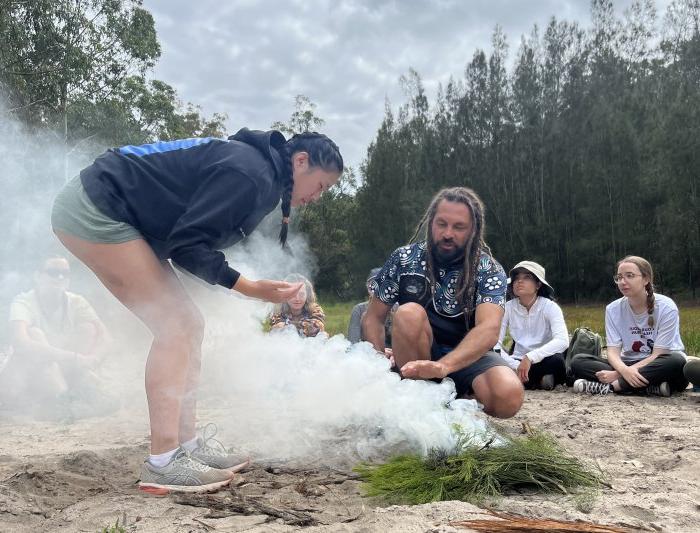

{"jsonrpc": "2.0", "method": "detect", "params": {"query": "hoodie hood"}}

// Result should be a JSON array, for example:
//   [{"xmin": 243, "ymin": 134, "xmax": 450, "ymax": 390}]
[{"xmin": 228, "ymin": 128, "xmax": 287, "ymax": 181}]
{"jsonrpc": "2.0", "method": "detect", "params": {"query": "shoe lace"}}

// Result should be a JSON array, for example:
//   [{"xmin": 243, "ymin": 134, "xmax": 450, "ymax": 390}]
[
  {"xmin": 586, "ymin": 381, "xmax": 611, "ymax": 395},
  {"xmin": 173, "ymin": 449, "xmax": 209, "ymax": 472},
  {"xmin": 198, "ymin": 423, "xmax": 230, "ymax": 457}
]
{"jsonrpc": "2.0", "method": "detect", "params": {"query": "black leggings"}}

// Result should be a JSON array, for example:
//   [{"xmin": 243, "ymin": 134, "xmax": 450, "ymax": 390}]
[
  {"xmin": 570, "ymin": 351, "xmax": 688, "ymax": 393},
  {"xmin": 524, "ymin": 352, "xmax": 566, "ymax": 390}
]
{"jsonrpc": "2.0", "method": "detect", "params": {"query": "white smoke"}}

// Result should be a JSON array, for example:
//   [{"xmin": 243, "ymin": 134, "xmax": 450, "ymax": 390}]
[{"xmin": 0, "ymin": 103, "xmax": 490, "ymax": 466}]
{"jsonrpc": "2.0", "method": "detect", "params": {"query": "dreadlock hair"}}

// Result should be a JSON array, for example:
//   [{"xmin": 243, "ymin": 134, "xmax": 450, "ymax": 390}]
[
  {"xmin": 616, "ymin": 255, "xmax": 656, "ymax": 327},
  {"xmin": 409, "ymin": 187, "xmax": 493, "ymax": 325},
  {"xmin": 278, "ymin": 132, "xmax": 343, "ymax": 247}
]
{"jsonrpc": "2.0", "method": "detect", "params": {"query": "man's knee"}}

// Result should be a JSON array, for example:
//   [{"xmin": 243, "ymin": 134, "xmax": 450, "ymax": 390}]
[
  {"xmin": 475, "ymin": 367, "xmax": 524, "ymax": 419},
  {"xmin": 392, "ymin": 303, "xmax": 428, "ymax": 335}
]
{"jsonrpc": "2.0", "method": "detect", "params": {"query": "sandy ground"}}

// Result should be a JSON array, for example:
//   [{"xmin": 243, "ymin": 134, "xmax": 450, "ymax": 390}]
[{"xmin": 0, "ymin": 388, "xmax": 698, "ymax": 533}]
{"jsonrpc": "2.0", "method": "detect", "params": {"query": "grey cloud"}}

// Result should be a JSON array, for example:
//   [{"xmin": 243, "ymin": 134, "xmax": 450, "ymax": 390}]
[{"xmin": 145, "ymin": 0, "xmax": 669, "ymax": 169}]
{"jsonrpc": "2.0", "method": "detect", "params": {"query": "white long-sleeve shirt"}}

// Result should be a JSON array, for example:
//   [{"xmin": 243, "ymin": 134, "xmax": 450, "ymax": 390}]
[{"xmin": 496, "ymin": 297, "xmax": 569, "ymax": 368}]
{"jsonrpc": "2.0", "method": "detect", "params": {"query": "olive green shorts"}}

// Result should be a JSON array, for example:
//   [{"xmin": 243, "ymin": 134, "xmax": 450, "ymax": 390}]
[{"xmin": 51, "ymin": 175, "xmax": 142, "ymax": 243}]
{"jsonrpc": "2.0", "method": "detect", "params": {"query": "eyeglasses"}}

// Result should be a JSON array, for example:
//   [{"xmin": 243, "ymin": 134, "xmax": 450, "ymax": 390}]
[
  {"xmin": 43, "ymin": 268, "xmax": 70, "ymax": 279},
  {"xmin": 613, "ymin": 273, "xmax": 641, "ymax": 283}
]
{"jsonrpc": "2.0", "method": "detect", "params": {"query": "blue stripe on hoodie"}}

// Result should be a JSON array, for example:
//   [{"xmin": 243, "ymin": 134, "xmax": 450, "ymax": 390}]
[{"xmin": 118, "ymin": 137, "xmax": 217, "ymax": 157}]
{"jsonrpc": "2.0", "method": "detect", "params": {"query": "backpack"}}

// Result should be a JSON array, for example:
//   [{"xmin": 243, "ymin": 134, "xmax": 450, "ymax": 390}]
[{"xmin": 565, "ymin": 327, "xmax": 604, "ymax": 384}]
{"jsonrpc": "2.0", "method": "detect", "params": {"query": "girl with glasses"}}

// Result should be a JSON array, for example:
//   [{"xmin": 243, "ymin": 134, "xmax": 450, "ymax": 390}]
[{"xmin": 571, "ymin": 256, "xmax": 688, "ymax": 397}]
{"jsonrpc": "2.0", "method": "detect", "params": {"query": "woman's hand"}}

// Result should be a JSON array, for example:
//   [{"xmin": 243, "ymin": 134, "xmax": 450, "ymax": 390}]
[
  {"xmin": 595, "ymin": 369, "xmax": 619, "ymax": 383},
  {"xmin": 517, "ymin": 356, "xmax": 531, "ymax": 383},
  {"xmin": 620, "ymin": 365, "xmax": 649, "ymax": 388},
  {"xmin": 233, "ymin": 276, "xmax": 303, "ymax": 303}
]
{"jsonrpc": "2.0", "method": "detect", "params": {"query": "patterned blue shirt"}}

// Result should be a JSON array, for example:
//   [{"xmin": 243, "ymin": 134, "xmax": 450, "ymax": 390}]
[{"xmin": 369, "ymin": 241, "xmax": 507, "ymax": 347}]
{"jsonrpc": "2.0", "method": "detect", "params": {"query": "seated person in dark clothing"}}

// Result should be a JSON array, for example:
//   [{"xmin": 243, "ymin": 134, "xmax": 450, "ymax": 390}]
[{"xmin": 347, "ymin": 268, "xmax": 395, "ymax": 346}]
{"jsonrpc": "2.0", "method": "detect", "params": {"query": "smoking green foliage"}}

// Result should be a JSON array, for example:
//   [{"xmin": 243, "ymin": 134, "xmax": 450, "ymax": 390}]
[{"xmin": 355, "ymin": 431, "xmax": 602, "ymax": 505}]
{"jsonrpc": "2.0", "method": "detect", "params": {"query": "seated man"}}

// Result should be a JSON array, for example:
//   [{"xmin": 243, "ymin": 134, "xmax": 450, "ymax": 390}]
[
  {"xmin": 347, "ymin": 267, "xmax": 395, "ymax": 346},
  {"xmin": 2, "ymin": 255, "xmax": 110, "ymax": 413},
  {"xmin": 362, "ymin": 187, "xmax": 523, "ymax": 418}
]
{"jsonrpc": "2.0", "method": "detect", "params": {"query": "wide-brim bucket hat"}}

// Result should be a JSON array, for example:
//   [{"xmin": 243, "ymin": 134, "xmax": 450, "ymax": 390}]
[{"xmin": 508, "ymin": 260, "xmax": 554, "ymax": 298}]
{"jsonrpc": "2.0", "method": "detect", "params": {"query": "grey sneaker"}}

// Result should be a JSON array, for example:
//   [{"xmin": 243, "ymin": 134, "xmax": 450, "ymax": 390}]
[
  {"xmin": 573, "ymin": 379, "xmax": 612, "ymax": 395},
  {"xmin": 139, "ymin": 448, "xmax": 233, "ymax": 494},
  {"xmin": 646, "ymin": 381, "xmax": 671, "ymax": 397},
  {"xmin": 540, "ymin": 374, "xmax": 555, "ymax": 391},
  {"xmin": 190, "ymin": 423, "xmax": 251, "ymax": 472}
]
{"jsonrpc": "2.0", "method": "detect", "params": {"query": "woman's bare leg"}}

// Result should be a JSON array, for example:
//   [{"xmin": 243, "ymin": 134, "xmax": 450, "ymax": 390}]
[
  {"xmin": 54, "ymin": 231, "xmax": 203, "ymax": 454},
  {"xmin": 159, "ymin": 266, "xmax": 204, "ymax": 444}
]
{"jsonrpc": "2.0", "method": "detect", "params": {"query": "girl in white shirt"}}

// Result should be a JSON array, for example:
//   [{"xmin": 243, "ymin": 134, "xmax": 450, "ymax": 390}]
[
  {"xmin": 572, "ymin": 255, "xmax": 688, "ymax": 396},
  {"xmin": 497, "ymin": 261, "xmax": 569, "ymax": 390}
]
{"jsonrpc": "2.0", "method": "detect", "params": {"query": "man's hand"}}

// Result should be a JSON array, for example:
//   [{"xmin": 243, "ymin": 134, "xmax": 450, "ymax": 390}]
[
  {"xmin": 400, "ymin": 360, "xmax": 448, "ymax": 380},
  {"xmin": 595, "ymin": 369, "xmax": 619, "ymax": 384},
  {"xmin": 384, "ymin": 347, "xmax": 395, "ymax": 368},
  {"xmin": 234, "ymin": 277, "xmax": 303, "ymax": 303},
  {"xmin": 516, "ymin": 356, "xmax": 531, "ymax": 383}
]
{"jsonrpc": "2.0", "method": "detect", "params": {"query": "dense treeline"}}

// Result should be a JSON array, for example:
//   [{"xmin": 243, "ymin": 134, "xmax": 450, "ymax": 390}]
[
  {"xmin": 312, "ymin": 0, "xmax": 699, "ymax": 302},
  {"xmin": 2, "ymin": 1, "xmax": 698, "ymax": 303},
  {"xmin": 0, "ymin": 0, "xmax": 227, "ymax": 147}
]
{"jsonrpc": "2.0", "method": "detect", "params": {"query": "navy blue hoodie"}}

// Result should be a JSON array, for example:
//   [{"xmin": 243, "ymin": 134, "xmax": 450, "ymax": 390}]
[{"xmin": 80, "ymin": 128, "xmax": 287, "ymax": 289}]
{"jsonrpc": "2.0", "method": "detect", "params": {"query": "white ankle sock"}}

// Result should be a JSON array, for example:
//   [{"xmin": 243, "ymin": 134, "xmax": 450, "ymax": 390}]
[
  {"xmin": 181, "ymin": 436, "xmax": 199, "ymax": 453},
  {"xmin": 148, "ymin": 447, "xmax": 179, "ymax": 468}
]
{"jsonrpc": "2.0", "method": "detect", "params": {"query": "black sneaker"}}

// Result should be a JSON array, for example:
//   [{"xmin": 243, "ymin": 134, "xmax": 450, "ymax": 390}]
[
  {"xmin": 540, "ymin": 374, "xmax": 555, "ymax": 391},
  {"xmin": 646, "ymin": 382, "xmax": 671, "ymax": 397}
]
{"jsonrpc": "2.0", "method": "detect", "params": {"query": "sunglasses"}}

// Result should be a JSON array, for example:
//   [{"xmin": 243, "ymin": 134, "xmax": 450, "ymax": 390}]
[{"xmin": 43, "ymin": 268, "xmax": 70, "ymax": 279}]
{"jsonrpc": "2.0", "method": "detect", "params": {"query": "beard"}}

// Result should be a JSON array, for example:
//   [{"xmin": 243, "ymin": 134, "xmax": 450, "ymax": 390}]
[{"xmin": 431, "ymin": 238, "xmax": 467, "ymax": 265}]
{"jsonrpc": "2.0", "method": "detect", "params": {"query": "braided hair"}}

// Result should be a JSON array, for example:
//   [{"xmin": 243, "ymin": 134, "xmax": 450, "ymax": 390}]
[
  {"xmin": 616, "ymin": 255, "xmax": 656, "ymax": 327},
  {"xmin": 409, "ymin": 187, "xmax": 493, "ymax": 326},
  {"xmin": 278, "ymin": 132, "xmax": 343, "ymax": 246}
]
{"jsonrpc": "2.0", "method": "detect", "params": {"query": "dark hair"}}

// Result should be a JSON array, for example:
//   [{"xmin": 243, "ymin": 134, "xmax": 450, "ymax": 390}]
[
  {"xmin": 409, "ymin": 187, "xmax": 492, "ymax": 324},
  {"xmin": 278, "ymin": 132, "xmax": 343, "ymax": 246},
  {"xmin": 506, "ymin": 268, "xmax": 555, "ymax": 301}
]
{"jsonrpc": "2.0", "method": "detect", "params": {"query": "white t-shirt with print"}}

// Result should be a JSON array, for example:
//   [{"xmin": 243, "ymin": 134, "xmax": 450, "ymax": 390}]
[{"xmin": 605, "ymin": 293, "xmax": 685, "ymax": 363}]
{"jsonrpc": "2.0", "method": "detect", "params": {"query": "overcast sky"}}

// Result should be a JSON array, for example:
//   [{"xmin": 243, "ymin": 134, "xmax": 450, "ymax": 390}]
[{"xmin": 143, "ymin": 0, "xmax": 670, "ymax": 170}]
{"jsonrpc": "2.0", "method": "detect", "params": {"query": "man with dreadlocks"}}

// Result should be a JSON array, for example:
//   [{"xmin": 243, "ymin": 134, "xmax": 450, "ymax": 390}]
[{"xmin": 363, "ymin": 187, "xmax": 524, "ymax": 418}]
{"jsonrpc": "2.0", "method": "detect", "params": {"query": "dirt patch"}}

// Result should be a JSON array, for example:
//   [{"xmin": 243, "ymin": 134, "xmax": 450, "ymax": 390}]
[{"xmin": 0, "ymin": 392, "xmax": 698, "ymax": 532}]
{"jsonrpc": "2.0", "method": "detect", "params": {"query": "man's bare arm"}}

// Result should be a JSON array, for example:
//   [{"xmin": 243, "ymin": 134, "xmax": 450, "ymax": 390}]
[
  {"xmin": 362, "ymin": 297, "xmax": 392, "ymax": 353},
  {"xmin": 438, "ymin": 303, "xmax": 504, "ymax": 374},
  {"xmin": 401, "ymin": 302, "xmax": 503, "ymax": 380},
  {"xmin": 10, "ymin": 320, "xmax": 78, "ymax": 363}
]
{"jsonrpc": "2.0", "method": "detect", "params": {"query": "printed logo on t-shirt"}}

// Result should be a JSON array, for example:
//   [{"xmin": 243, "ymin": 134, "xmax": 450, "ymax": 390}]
[{"xmin": 630, "ymin": 326, "xmax": 654, "ymax": 354}]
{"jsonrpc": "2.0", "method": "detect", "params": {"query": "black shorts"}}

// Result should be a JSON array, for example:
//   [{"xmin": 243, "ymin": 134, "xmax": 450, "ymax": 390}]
[{"xmin": 431, "ymin": 343, "xmax": 507, "ymax": 397}]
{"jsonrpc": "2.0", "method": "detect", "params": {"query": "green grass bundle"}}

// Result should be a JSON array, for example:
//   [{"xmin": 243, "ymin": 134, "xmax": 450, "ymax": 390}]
[{"xmin": 355, "ymin": 432, "xmax": 602, "ymax": 505}]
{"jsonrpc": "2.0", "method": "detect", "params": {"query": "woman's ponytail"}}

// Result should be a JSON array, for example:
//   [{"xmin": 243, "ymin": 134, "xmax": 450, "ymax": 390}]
[{"xmin": 278, "ymin": 132, "xmax": 343, "ymax": 248}]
